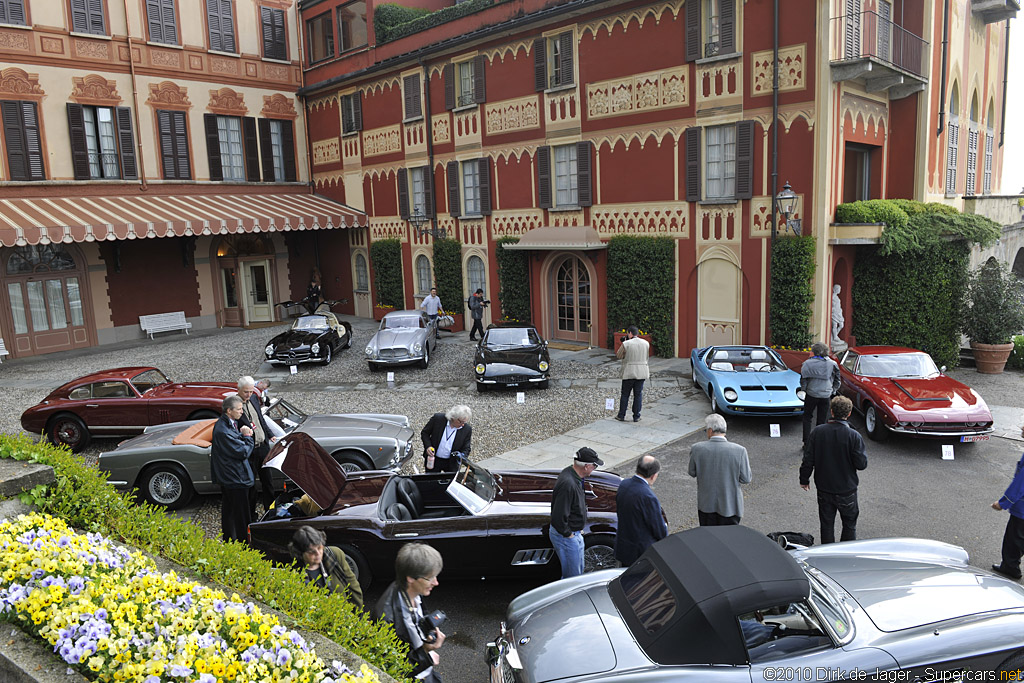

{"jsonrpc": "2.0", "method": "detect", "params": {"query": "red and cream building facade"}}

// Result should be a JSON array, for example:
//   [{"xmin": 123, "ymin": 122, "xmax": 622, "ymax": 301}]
[{"xmin": 0, "ymin": 0, "xmax": 364, "ymax": 358}]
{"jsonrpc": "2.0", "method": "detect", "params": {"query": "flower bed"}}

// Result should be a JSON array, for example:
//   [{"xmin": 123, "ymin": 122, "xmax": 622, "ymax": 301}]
[{"xmin": 0, "ymin": 512, "xmax": 376, "ymax": 683}]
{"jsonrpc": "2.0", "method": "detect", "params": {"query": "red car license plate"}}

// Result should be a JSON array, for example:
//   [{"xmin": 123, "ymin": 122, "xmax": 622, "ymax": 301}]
[{"xmin": 961, "ymin": 435, "xmax": 990, "ymax": 443}]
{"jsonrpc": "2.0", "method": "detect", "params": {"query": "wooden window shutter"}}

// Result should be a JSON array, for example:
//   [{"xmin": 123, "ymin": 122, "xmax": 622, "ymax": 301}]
[
  {"xmin": 220, "ymin": 0, "xmax": 235, "ymax": 52},
  {"xmin": 397, "ymin": 168, "xmax": 409, "ymax": 219},
  {"xmin": 258, "ymin": 118, "xmax": 274, "ymax": 181},
  {"xmin": 352, "ymin": 93, "xmax": 362, "ymax": 131},
  {"xmin": 404, "ymin": 74, "xmax": 421, "ymax": 119},
  {"xmin": 115, "ymin": 106, "xmax": 138, "ymax": 179},
  {"xmin": 70, "ymin": 0, "xmax": 89, "ymax": 33},
  {"xmin": 576, "ymin": 141, "xmax": 593, "ymax": 207},
  {"xmin": 719, "ymin": 0, "xmax": 736, "ymax": 54},
  {"xmin": 684, "ymin": 126, "xmax": 701, "ymax": 202},
  {"xmin": 341, "ymin": 96, "xmax": 353, "ymax": 133},
  {"xmin": 3, "ymin": 101, "xmax": 44, "ymax": 181},
  {"xmin": 533, "ymin": 38, "xmax": 546, "ymax": 92},
  {"xmin": 443, "ymin": 64, "xmax": 455, "ymax": 111},
  {"xmin": 0, "ymin": 0, "xmax": 27, "ymax": 25},
  {"xmin": 281, "ymin": 119, "xmax": 296, "ymax": 182},
  {"xmin": 447, "ymin": 161, "xmax": 460, "ymax": 217},
  {"xmin": 158, "ymin": 109, "xmax": 190, "ymax": 179},
  {"xmin": 536, "ymin": 146, "xmax": 552, "ymax": 209},
  {"xmin": 478, "ymin": 157, "xmax": 492, "ymax": 215},
  {"xmin": 207, "ymin": 0, "xmax": 222, "ymax": 50},
  {"xmin": 261, "ymin": 7, "xmax": 285, "ymax": 60},
  {"xmin": 559, "ymin": 32, "xmax": 574, "ymax": 86},
  {"xmin": 260, "ymin": 7, "xmax": 274, "ymax": 58},
  {"xmin": 734, "ymin": 121, "xmax": 754, "ymax": 199},
  {"xmin": 243, "ymin": 116, "xmax": 260, "ymax": 181},
  {"xmin": 21, "ymin": 102, "xmax": 44, "ymax": 180},
  {"xmin": 86, "ymin": 0, "xmax": 105, "ymax": 33},
  {"xmin": 473, "ymin": 55, "xmax": 486, "ymax": 103},
  {"xmin": 684, "ymin": 0, "xmax": 701, "ymax": 62},
  {"xmin": 204, "ymin": 113, "xmax": 223, "ymax": 181},
  {"xmin": 66, "ymin": 103, "xmax": 91, "ymax": 180},
  {"xmin": 147, "ymin": 0, "xmax": 164, "ymax": 42},
  {"xmin": 422, "ymin": 165, "xmax": 435, "ymax": 218}
]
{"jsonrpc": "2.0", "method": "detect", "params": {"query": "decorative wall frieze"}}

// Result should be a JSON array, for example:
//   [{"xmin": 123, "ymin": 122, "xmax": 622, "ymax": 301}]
[
  {"xmin": 591, "ymin": 202, "xmax": 688, "ymax": 238},
  {"xmin": 370, "ymin": 217, "xmax": 409, "ymax": 242},
  {"xmin": 750, "ymin": 195, "xmax": 803, "ymax": 238},
  {"xmin": 586, "ymin": 66, "xmax": 687, "ymax": 120},
  {"xmin": 405, "ymin": 119, "xmax": 427, "ymax": 155},
  {"xmin": 342, "ymin": 135, "xmax": 361, "ymax": 165},
  {"xmin": 750, "ymin": 45, "xmax": 805, "ymax": 96},
  {"xmin": 313, "ymin": 170, "xmax": 344, "ymax": 188},
  {"xmin": 483, "ymin": 39, "xmax": 533, "ymax": 65},
  {"xmin": 70, "ymin": 75, "xmax": 121, "ymax": 106},
  {"xmin": 549, "ymin": 210, "xmax": 585, "ymax": 227},
  {"xmin": 262, "ymin": 93, "xmax": 297, "ymax": 119},
  {"xmin": 0, "ymin": 67, "xmax": 44, "ymax": 99},
  {"xmin": 484, "ymin": 95, "xmax": 540, "ymax": 135},
  {"xmin": 593, "ymin": 127, "xmax": 681, "ymax": 151},
  {"xmin": 491, "ymin": 209, "xmax": 545, "ymax": 239},
  {"xmin": 40, "ymin": 37, "xmax": 64, "ymax": 54},
  {"xmin": 150, "ymin": 49, "xmax": 182, "ymax": 69},
  {"xmin": 362, "ymin": 124, "xmax": 402, "ymax": 158},
  {"xmin": 307, "ymin": 93, "xmax": 339, "ymax": 111},
  {"xmin": 146, "ymin": 81, "xmax": 190, "ymax": 110},
  {"xmin": 579, "ymin": 0, "xmax": 685, "ymax": 38},
  {"xmin": 841, "ymin": 93, "xmax": 887, "ymax": 136},
  {"xmin": 454, "ymin": 108, "xmax": 481, "ymax": 146},
  {"xmin": 697, "ymin": 204, "xmax": 742, "ymax": 242},
  {"xmin": 746, "ymin": 104, "xmax": 816, "ymax": 133},
  {"xmin": 210, "ymin": 57, "xmax": 238, "ymax": 76},
  {"xmin": 364, "ymin": 75, "xmax": 401, "ymax": 96},
  {"xmin": 0, "ymin": 29, "xmax": 31, "ymax": 51},
  {"xmin": 454, "ymin": 218, "xmax": 485, "ymax": 246},
  {"xmin": 74, "ymin": 39, "xmax": 109, "ymax": 60},
  {"xmin": 544, "ymin": 89, "xmax": 580, "ymax": 131},
  {"xmin": 207, "ymin": 88, "xmax": 247, "ymax": 115},
  {"xmin": 696, "ymin": 57, "xmax": 742, "ymax": 106},
  {"xmin": 432, "ymin": 114, "xmax": 451, "ymax": 145},
  {"xmin": 312, "ymin": 139, "xmax": 340, "ymax": 167}
]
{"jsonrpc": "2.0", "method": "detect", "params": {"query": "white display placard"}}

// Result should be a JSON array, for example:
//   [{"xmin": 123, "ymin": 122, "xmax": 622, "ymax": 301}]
[
  {"xmin": 769, "ymin": 424, "xmax": 781, "ymax": 438},
  {"xmin": 605, "ymin": 398, "xmax": 615, "ymax": 411},
  {"xmin": 516, "ymin": 392, "xmax": 525, "ymax": 404},
  {"xmin": 942, "ymin": 444, "xmax": 955, "ymax": 460},
  {"xmin": 289, "ymin": 365, "xmax": 297, "ymax": 375},
  {"xmin": 387, "ymin": 372, "xmax": 395, "ymax": 382}
]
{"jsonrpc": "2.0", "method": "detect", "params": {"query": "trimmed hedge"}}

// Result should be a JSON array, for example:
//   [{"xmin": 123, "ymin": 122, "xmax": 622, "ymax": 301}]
[
  {"xmin": 370, "ymin": 239, "xmax": 405, "ymax": 309},
  {"xmin": 606, "ymin": 236, "xmax": 675, "ymax": 356},
  {"xmin": 432, "ymin": 238, "xmax": 464, "ymax": 314},
  {"xmin": 1009, "ymin": 335, "xmax": 1024, "ymax": 371},
  {"xmin": 769, "ymin": 235, "xmax": 816, "ymax": 350},
  {"xmin": 0, "ymin": 434, "xmax": 413, "ymax": 681},
  {"xmin": 835, "ymin": 199, "xmax": 999, "ymax": 255},
  {"xmin": 495, "ymin": 237, "xmax": 531, "ymax": 322},
  {"xmin": 374, "ymin": 0, "xmax": 493, "ymax": 43}
]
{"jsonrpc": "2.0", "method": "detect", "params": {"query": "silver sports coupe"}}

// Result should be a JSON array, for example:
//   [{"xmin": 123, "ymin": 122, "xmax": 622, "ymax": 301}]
[
  {"xmin": 364, "ymin": 309, "xmax": 438, "ymax": 371},
  {"xmin": 489, "ymin": 525, "xmax": 1024, "ymax": 683},
  {"xmin": 98, "ymin": 398, "xmax": 415, "ymax": 509}
]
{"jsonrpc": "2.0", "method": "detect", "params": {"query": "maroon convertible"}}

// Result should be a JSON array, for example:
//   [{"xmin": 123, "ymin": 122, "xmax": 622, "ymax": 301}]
[{"xmin": 20, "ymin": 367, "xmax": 241, "ymax": 451}]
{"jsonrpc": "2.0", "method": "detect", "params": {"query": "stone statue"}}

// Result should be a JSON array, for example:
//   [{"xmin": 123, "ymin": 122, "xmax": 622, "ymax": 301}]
[{"xmin": 831, "ymin": 284, "xmax": 846, "ymax": 351}]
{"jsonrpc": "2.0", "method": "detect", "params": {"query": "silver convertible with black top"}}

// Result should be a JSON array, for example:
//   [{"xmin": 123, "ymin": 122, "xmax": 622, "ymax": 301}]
[{"xmin": 488, "ymin": 525, "xmax": 1024, "ymax": 682}]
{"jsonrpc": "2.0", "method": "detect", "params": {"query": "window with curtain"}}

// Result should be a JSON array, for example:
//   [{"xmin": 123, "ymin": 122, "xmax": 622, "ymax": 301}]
[
  {"xmin": 462, "ymin": 161, "xmax": 481, "ymax": 215},
  {"xmin": 355, "ymin": 253, "xmax": 369, "ymax": 291},
  {"xmin": 268, "ymin": 119, "xmax": 285, "ymax": 181},
  {"xmin": 457, "ymin": 61, "xmax": 474, "ymax": 107},
  {"xmin": 705, "ymin": 124, "xmax": 736, "ymax": 200},
  {"xmin": 82, "ymin": 106, "xmax": 120, "ymax": 179},
  {"xmin": 411, "ymin": 167, "xmax": 427, "ymax": 216},
  {"xmin": 416, "ymin": 255, "xmax": 432, "ymax": 294},
  {"xmin": 467, "ymin": 255, "xmax": 485, "ymax": 298},
  {"xmin": 7, "ymin": 283, "xmax": 27, "ymax": 334},
  {"xmin": 216, "ymin": 115, "xmax": 244, "ymax": 181},
  {"xmin": 553, "ymin": 144, "xmax": 578, "ymax": 207}
]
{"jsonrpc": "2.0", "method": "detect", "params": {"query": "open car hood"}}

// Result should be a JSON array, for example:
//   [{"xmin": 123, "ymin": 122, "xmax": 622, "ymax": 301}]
[{"xmin": 263, "ymin": 431, "xmax": 347, "ymax": 511}]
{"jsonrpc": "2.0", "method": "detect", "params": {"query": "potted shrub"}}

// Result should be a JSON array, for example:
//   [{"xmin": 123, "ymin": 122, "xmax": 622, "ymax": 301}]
[
  {"xmin": 963, "ymin": 260, "xmax": 1024, "ymax": 374},
  {"xmin": 613, "ymin": 329, "xmax": 652, "ymax": 354}
]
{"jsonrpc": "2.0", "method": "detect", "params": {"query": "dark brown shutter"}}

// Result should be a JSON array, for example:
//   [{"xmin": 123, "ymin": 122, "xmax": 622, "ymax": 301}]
[
  {"xmin": 22, "ymin": 102, "xmax": 43, "ymax": 180},
  {"xmin": 258, "ymin": 118, "xmax": 274, "ymax": 181},
  {"xmin": 473, "ymin": 54, "xmax": 486, "ymax": 103},
  {"xmin": 66, "ymin": 103, "xmax": 91, "ymax": 180},
  {"xmin": 208, "ymin": 0, "xmax": 234, "ymax": 52},
  {"xmin": 204, "ymin": 113, "xmax": 223, "ymax": 181},
  {"xmin": 533, "ymin": 37, "xmax": 546, "ymax": 91},
  {"xmin": 352, "ymin": 93, "xmax": 362, "ymax": 131},
  {"xmin": 404, "ymin": 74, "xmax": 421, "ymax": 119},
  {"xmin": 536, "ymin": 146, "xmax": 551, "ymax": 209},
  {"xmin": 478, "ymin": 157, "xmax": 492, "ymax": 215},
  {"xmin": 115, "ymin": 106, "xmax": 138, "ymax": 179},
  {"xmin": 559, "ymin": 32, "xmax": 574, "ymax": 86},
  {"xmin": 158, "ymin": 109, "xmax": 190, "ymax": 179},
  {"xmin": 261, "ymin": 7, "xmax": 285, "ymax": 60},
  {"xmin": 576, "ymin": 141, "xmax": 592, "ymax": 207},
  {"xmin": 684, "ymin": 126, "xmax": 701, "ymax": 202},
  {"xmin": 281, "ymin": 119, "xmax": 296, "ymax": 181},
  {"xmin": 243, "ymin": 116, "xmax": 260, "ymax": 181},
  {"xmin": 444, "ymin": 64, "xmax": 455, "ymax": 111},
  {"xmin": 397, "ymin": 168, "xmax": 409, "ymax": 219},
  {"xmin": 719, "ymin": 0, "xmax": 735, "ymax": 54},
  {"xmin": 447, "ymin": 161, "xmax": 460, "ymax": 217},
  {"xmin": 341, "ymin": 96, "xmax": 353, "ymax": 133},
  {"xmin": 422, "ymin": 165, "xmax": 435, "ymax": 218},
  {"xmin": 2, "ymin": 101, "xmax": 42, "ymax": 181},
  {"xmin": 684, "ymin": 0, "xmax": 701, "ymax": 62},
  {"xmin": 734, "ymin": 120, "xmax": 754, "ymax": 199},
  {"xmin": 260, "ymin": 7, "xmax": 273, "ymax": 58}
]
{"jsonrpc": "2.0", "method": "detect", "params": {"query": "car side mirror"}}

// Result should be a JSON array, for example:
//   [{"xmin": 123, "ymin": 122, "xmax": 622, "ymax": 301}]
[
  {"xmin": 940, "ymin": 365, "xmax": 947, "ymax": 374},
  {"xmin": 543, "ymin": 340, "xmax": 548, "ymax": 346}
]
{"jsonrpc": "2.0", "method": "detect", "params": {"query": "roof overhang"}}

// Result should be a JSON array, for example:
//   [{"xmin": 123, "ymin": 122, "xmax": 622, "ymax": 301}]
[
  {"xmin": 0, "ymin": 193, "xmax": 366, "ymax": 247},
  {"xmin": 500, "ymin": 225, "xmax": 607, "ymax": 251}
]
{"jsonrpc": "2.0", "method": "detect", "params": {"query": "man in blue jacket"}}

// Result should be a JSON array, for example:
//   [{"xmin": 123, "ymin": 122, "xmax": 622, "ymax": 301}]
[
  {"xmin": 615, "ymin": 455, "xmax": 667, "ymax": 566},
  {"xmin": 991, "ymin": 426, "xmax": 1024, "ymax": 580},
  {"xmin": 211, "ymin": 394, "xmax": 254, "ymax": 543}
]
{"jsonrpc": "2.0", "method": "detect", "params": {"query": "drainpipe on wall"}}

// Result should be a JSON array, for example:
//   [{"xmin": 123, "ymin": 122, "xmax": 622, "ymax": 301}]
[
  {"xmin": 121, "ymin": 0, "xmax": 148, "ymax": 189},
  {"xmin": 1000, "ymin": 19, "xmax": 1009, "ymax": 148},
  {"xmin": 295, "ymin": 3, "xmax": 315, "ymax": 192},
  {"xmin": 770, "ymin": 0, "xmax": 779, "ymax": 246},
  {"xmin": 418, "ymin": 58, "xmax": 438, "ymax": 238},
  {"xmin": 936, "ymin": 0, "xmax": 949, "ymax": 137}
]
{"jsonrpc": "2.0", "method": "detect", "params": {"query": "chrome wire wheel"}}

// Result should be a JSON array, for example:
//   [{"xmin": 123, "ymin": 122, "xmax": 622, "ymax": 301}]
[{"xmin": 583, "ymin": 535, "xmax": 617, "ymax": 573}]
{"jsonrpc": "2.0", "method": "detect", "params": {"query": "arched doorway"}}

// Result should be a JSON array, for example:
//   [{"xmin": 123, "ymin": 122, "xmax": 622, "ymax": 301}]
[
  {"xmin": 697, "ymin": 248, "xmax": 741, "ymax": 346},
  {"xmin": 214, "ymin": 236, "xmax": 276, "ymax": 327},
  {"xmin": 3, "ymin": 244, "xmax": 92, "ymax": 356},
  {"xmin": 549, "ymin": 255, "xmax": 592, "ymax": 343}
]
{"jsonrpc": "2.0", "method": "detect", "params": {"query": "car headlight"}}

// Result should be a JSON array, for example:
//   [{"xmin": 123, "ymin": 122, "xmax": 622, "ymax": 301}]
[
  {"xmin": 538, "ymin": 361, "xmax": 549, "ymax": 371},
  {"xmin": 365, "ymin": 346, "xmax": 374, "ymax": 356},
  {"xmin": 413, "ymin": 342, "xmax": 423, "ymax": 354},
  {"xmin": 475, "ymin": 363, "xmax": 486, "ymax": 374},
  {"xmin": 724, "ymin": 389, "xmax": 738, "ymax": 402},
  {"xmin": 265, "ymin": 345, "xmax": 274, "ymax": 356},
  {"xmin": 796, "ymin": 388, "xmax": 806, "ymax": 401},
  {"xmin": 311, "ymin": 342, "xmax": 320, "ymax": 354}
]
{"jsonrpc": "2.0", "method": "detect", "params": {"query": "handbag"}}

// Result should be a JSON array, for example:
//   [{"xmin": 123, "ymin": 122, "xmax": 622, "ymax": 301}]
[{"xmin": 437, "ymin": 312, "xmax": 455, "ymax": 329}]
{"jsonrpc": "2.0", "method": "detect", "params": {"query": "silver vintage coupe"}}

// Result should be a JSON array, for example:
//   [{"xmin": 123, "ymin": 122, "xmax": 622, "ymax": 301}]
[
  {"xmin": 489, "ymin": 525, "xmax": 1024, "ymax": 682},
  {"xmin": 365, "ymin": 309, "xmax": 438, "ymax": 371}
]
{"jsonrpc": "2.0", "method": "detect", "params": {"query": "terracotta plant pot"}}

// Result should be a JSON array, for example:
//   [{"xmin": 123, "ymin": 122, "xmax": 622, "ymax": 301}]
[
  {"xmin": 970, "ymin": 341, "xmax": 1014, "ymax": 374},
  {"xmin": 613, "ymin": 333, "xmax": 652, "ymax": 353},
  {"xmin": 372, "ymin": 306, "xmax": 391, "ymax": 321},
  {"xmin": 439, "ymin": 312, "xmax": 464, "ymax": 332},
  {"xmin": 774, "ymin": 349, "xmax": 812, "ymax": 372}
]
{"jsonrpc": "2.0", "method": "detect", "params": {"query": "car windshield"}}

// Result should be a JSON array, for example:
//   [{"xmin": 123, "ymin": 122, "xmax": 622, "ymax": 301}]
[
  {"xmin": 292, "ymin": 316, "xmax": 328, "ymax": 331},
  {"xmin": 263, "ymin": 397, "xmax": 308, "ymax": 438},
  {"xmin": 857, "ymin": 352, "xmax": 939, "ymax": 378},
  {"xmin": 446, "ymin": 461, "xmax": 497, "ymax": 514},
  {"xmin": 130, "ymin": 369, "xmax": 170, "ymax": 394},
  {"xmin": 382, "ymin": 315, "xmax": 422, "ymax": 330},
  {"xmin": 806, "ymin": 572, "xmax": 852, "ymax": 642},
  {"xmin": 484, "ymin": 328, "xmax": 540, "ymax": 348}
]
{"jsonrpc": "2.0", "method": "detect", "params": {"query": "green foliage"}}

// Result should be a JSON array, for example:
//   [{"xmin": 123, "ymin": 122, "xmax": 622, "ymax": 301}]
[
  {"xmin": 834, "ymin": 199, "xmax": 999, "ymax": 255},
  {"xmin": 963, "ymin": 259, "xmax": 1024, "ymax": 344},
  {"xmin": 769, "ymin": 236, "xmax": 816, "ymax": 349},
  {"xmin": 852, "ymin": 242, "xmax": 970, "ymax": 367},
  {"xmin": 0, "ymin": 434, "xmax": 413, "ymax": 680},
  {"xmin": 370, "ymin": 239, "xmax": 405, "ymax": 309},
  {"xmin": 1008, "ymin": 335, "xmax": 1024, "ymax": 371},
  {"xmin": 374, "ymin": 0, "xmax": 493, "ymax": 43},
  {"xmin": 606, "ymin": 236, "xmax": 675, "ymax": 356},
  {"xmin": 495, "ymin": 237, "xmax": 531, "ymax": 322},
  {"xmin": 432, "ymin": 238, "xmax": 463, "ymax": 314}
]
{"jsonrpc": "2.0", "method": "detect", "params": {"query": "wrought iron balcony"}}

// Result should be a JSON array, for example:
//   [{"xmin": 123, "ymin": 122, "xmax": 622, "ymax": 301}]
[
  {"xmin": 830, "ymin": 10, "xmax": 928, "ymax": 100},
  {"xmin": 458, "ymin": 92, "xmax": 475, "ymax": 107},
  {"xmin": 972, "ymin": 0, "xmax": 1019, "ymax": 24}
]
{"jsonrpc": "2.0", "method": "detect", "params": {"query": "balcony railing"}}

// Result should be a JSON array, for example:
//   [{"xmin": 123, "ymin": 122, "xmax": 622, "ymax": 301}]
[{"xmin": 831, "ymin": 10, "xmax": 926, "ymax": 78}]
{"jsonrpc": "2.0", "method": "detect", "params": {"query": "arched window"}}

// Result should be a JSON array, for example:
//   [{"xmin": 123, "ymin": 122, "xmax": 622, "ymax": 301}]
[
  {"xmin": 984, "ymin": 100, "xmax": 995, "ymax": 194},
  {"xmin": 467, "ymin": 255, "xmax": 485, "ymax": 298},
  {"xmin": 355, "ymin": 253, "xmax": 369, "ymax": 291},
  {"xmin": 415, "ymin": 254, "xmax": 432, "ymax": 294},
  {"xmin": 6, "ymin": 245, "xmax": 76, "ymax": 275},
  {"xmin": 966, "ymin": 91, "xmax": 980, "ymax": 195},
  {"xmin": 946, "ymin": 82, "xmax": 960, "ymax": 195},
  {"xmin": 5, "ymin": 245, "xmax": 84, "ymax": 335}
]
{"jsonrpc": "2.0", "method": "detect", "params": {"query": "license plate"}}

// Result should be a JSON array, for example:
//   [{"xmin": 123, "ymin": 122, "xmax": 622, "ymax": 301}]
[{"xmin": 961, "ymin": 434, "xmax": 990, "ymax": 442}]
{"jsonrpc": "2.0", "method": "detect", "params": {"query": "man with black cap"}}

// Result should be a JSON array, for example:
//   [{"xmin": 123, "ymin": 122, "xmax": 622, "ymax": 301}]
[{"xmin": 549, "ymin": 447, "xmax": 603, "ymax": 578}]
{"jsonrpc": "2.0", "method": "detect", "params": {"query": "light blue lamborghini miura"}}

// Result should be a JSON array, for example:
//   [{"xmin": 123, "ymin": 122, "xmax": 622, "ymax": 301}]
[{"xmin": 690, "ymin": 345, "xmax": 806, "ymax": 416}]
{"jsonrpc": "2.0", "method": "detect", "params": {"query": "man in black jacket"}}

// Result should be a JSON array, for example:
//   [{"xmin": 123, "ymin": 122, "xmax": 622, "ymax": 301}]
[
  {"xmin": 420, "ymin": 405, "xmax": 472, "ymax": 472},
  {"xmin": 549, "ymin": 447, "xmax": 603, "ymax": 578},
  {"xmin": 211, "ymin": 394, "xmax": 254, "ymax": 543},
  {"xmin": 799, "ymin": 395, "xmax": 868, "ymax": 543},
  {"xmin": 237, "ymin": 375, "xmax": 275, "ymax": 513}
]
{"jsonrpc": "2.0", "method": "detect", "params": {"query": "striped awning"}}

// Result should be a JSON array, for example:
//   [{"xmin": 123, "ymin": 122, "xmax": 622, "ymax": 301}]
[{"xmin": 0, "ymin": 193, "xmax": 366, "ymax": 247}]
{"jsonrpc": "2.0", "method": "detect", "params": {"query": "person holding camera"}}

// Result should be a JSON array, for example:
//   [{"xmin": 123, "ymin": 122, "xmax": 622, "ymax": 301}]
[
  {"xmin": 289, "ymin": 526, "xmax": 363, "ymax": 608},
  {"xmin": 468, "ymin": 288, "xmax": 488, "ymax": 341},
  {"xmin": 373, "ymin": 543, "xmax": 446, "ymax": 682}
]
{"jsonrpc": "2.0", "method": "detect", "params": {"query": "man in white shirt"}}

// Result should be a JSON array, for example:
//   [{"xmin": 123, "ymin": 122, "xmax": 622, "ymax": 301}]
[{"xmin": 420, "ymin": 287, "xmax": 442, "ymax": 324}]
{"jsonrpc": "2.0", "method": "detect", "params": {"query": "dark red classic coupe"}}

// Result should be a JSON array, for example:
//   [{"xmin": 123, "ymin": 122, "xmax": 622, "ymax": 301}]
[
  {"xmin": 20, "ymin": 367, "xmax": 240, "ymax": 451},
  {"xmin": 837, "ymin": 346, "xmax": 994, "ymax": 442}
]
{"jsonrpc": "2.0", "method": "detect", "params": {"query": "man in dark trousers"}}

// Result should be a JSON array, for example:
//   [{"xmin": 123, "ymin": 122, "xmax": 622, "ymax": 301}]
[
  {"xmin": 237, "ymin": 375, "xmax": 276, "ymax": 514},
  {"xmin": 990, "ymin": 425, "xmax": 1024, "ymax": 580},
  {"xmin": 420, "ymin": 405, "xmax": 473, "ymax": 472},
  {"xmin": 800, "ymin": 342, "xmax": 841, "ymax": 449},
  {"xmin": 688, "ymin": 413, "xmax": 752, "ymax": 526},
  {"xmin": 468, "ymin": 289, "xmax": 487, "ymax": 341},
  {"xmin": 615, "ymin": 455, "xmax": 667, "ymax": 566},
  {"xmin": 211, "ymin": 394, "xmax": 254, "ymax": 543},
  {"xmin": 800, "ymin": 395, "xmax": 868, "ymax": 543},
  {"xmin": 549, "ymin": 447, "xmax": 603, "ymax": 578}
]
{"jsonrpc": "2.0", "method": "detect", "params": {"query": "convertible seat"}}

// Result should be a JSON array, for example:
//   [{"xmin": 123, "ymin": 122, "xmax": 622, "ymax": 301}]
[
  {"xmin": 397, "ymin": 477, "xmax": 449, "ymax": 519},
  {"xmin": 323, "ymin": 312, "xmax": 342, "ymax": 333},
  {"xmin": 713, "ymin": 349, "xmax": 731, "ymax": 361},
  {"xmin": 386, "ymin": 502, "xmax": 412, "ymax": 521},
  {"xmin": 748, "ymin": 362, "xmax": 771, "ymax": 372},
  {"xmin": 710, "ymin": 362, "xmax": 734, "ymax": 372},
  {"xmin": 171, "ymin": 419, "xmax": 217, "ymax": 447}
]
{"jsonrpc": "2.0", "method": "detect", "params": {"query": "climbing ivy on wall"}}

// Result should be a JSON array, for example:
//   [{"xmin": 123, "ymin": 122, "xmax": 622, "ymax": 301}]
[
  {"xmin": 369, "ymin": 239, "xmax": 404, "ymax": 308},
  {"xmin": 606, "ymin": 236, "xmax": 675, "ymax": 357},
  {"xmin": 495, "ymin": 237, "xmax": 531, "ymax": 322},
  {"xmin": 432, "ymin": 238, "xmax": 463, "ymax": 314},
  {"xmin": 769, "ymin": 235, "xmax": 816, "ymax": 350}
]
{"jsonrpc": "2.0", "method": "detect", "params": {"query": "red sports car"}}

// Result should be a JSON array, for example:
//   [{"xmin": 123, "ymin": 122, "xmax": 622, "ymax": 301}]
[
  {"xmin": 836, "ymin": 346, "xmax": 994, "ymax": 442},
  {"xmin": 20, "ymin": 367, "xmax": 240, "ymax": 451}
]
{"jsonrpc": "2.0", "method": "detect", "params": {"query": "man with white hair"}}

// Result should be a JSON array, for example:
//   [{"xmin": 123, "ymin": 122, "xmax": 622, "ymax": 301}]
[
  {"xmin": 420, "ymin": 405, "xmax": 473, "ymax": 472},
  {"xmin": 688, "ymin": 414, "xmax": 752, "ymax": 526},
  {"xmin": 237, "ymin": 375, "xmax": 275, "ymax": 512}
]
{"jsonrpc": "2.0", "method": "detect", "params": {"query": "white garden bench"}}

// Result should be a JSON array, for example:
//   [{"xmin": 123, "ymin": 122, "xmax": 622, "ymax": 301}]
[
  {"xmin": 139, "ymin": 311, "xmax": 192, "ymax": 339},
  {"xmin": 0, "ymin": 338, "xmax": 8, "ymax": 362}
]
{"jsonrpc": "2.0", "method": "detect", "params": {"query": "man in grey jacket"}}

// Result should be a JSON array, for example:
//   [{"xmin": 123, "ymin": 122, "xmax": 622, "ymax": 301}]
[
  {"xmin": 688, "ymin": 414, "xmax": 752, "ymax": 526},
  {"xmin": 800, "ymin": 342, "xmax": 841, "ymax": 448}
]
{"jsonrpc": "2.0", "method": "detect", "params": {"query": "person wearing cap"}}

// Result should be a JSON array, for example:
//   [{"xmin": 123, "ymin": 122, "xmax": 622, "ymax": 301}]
[{"xmin": 549, "ymin": 447, "xmax": 603, "ymax": 578}]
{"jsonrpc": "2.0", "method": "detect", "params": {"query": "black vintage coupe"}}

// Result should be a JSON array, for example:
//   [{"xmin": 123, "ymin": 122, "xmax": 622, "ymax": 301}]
[
  {"xmin": 265, "ymin": 312, "xmax": 352, "ymax": 366},
  {"xmin": 474, "ymin": 324, "xmax": 550, "ymax": 392},
  {"xmin": 249, "ymin": 432, "xmax": 620, "ymax": 589}
]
